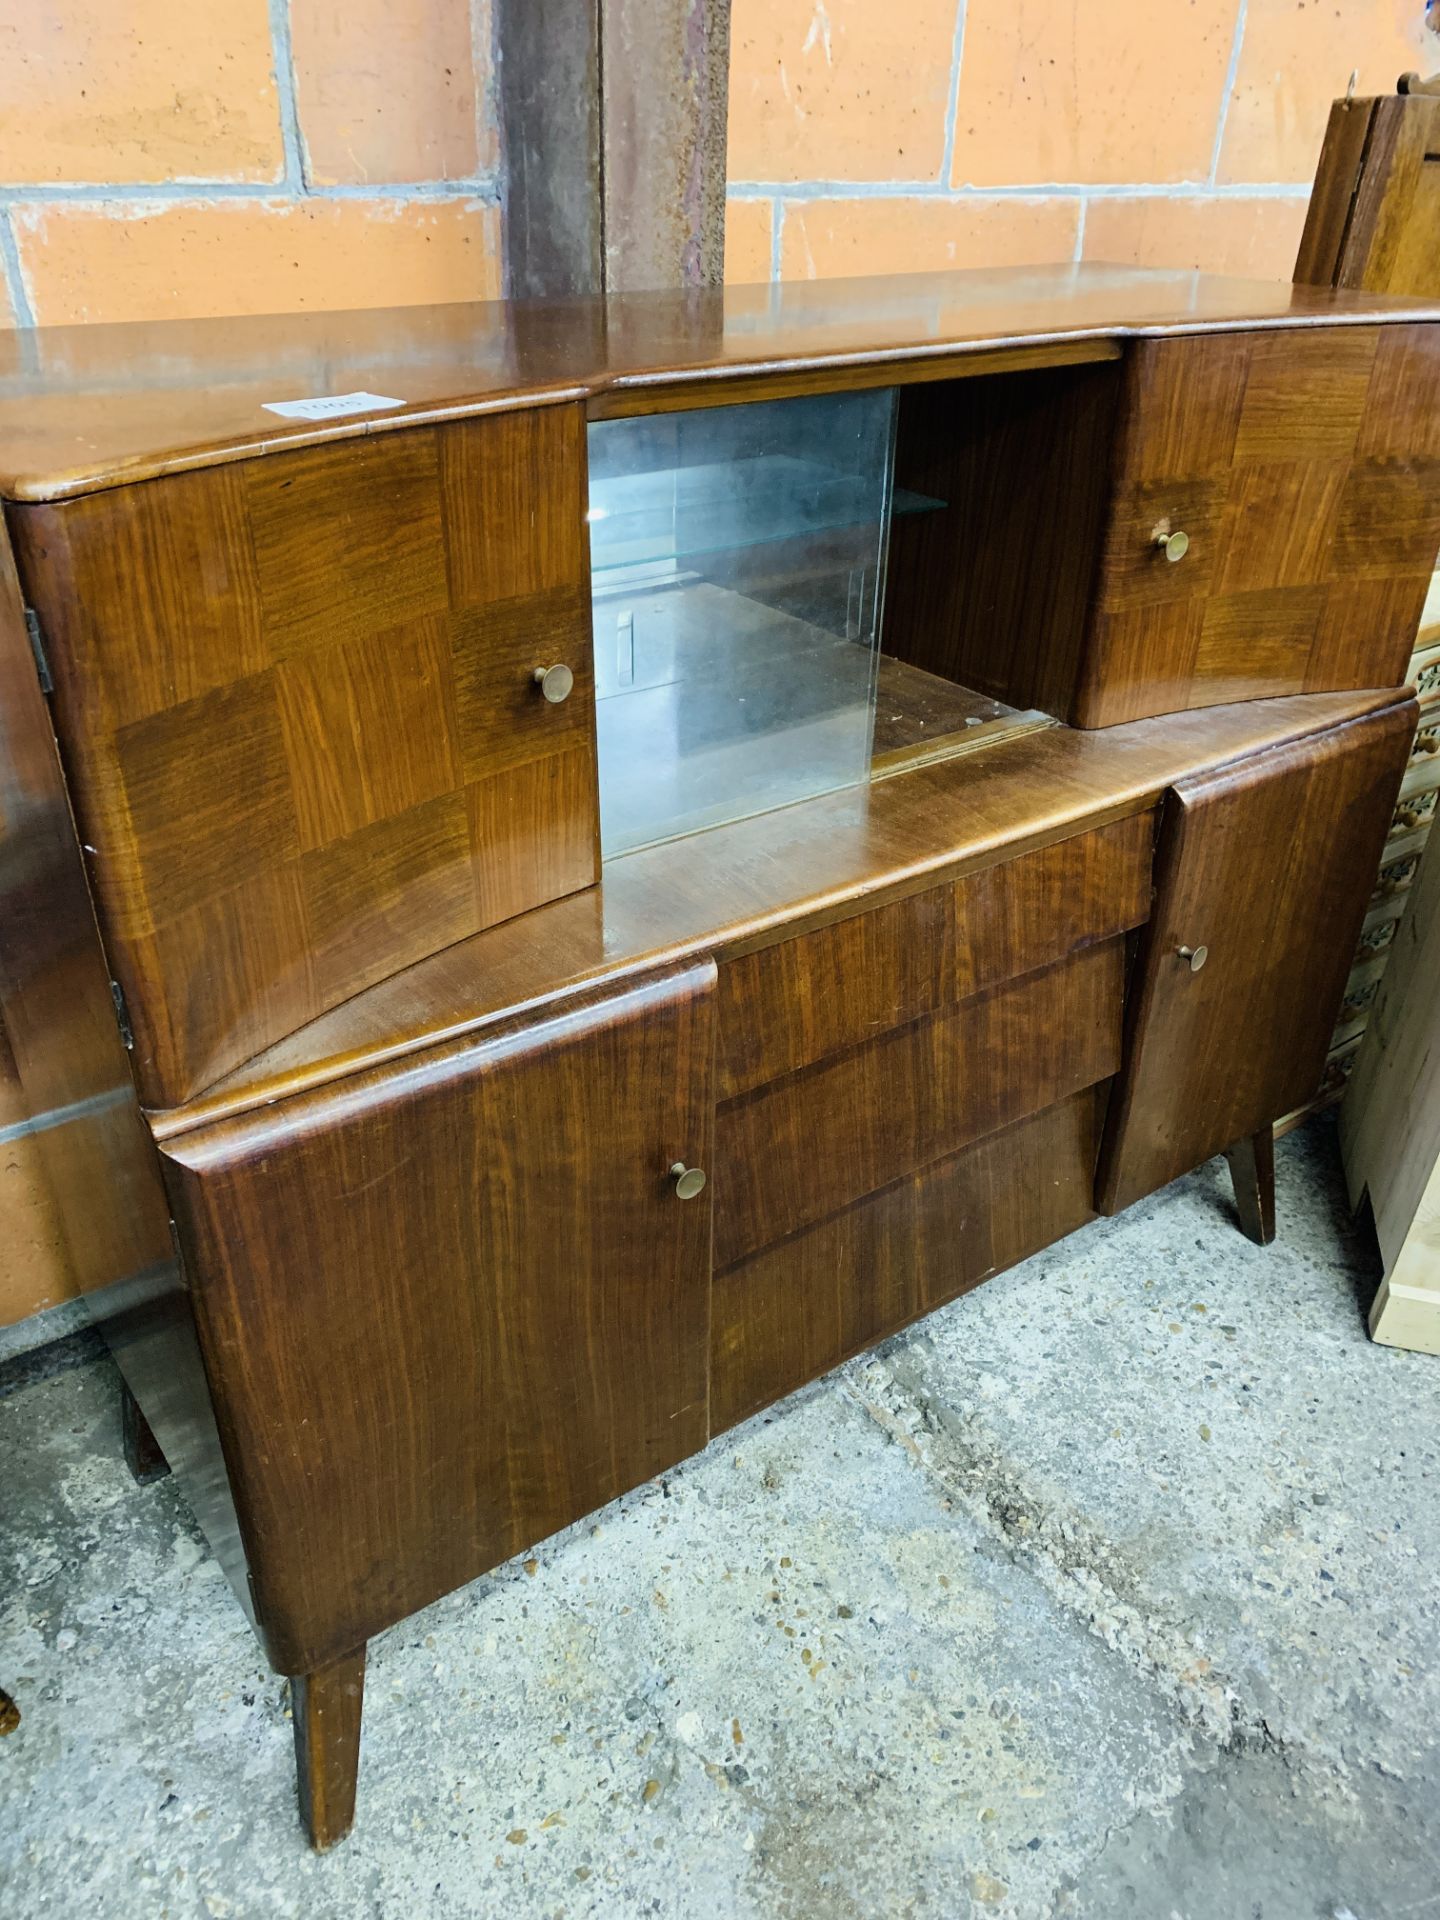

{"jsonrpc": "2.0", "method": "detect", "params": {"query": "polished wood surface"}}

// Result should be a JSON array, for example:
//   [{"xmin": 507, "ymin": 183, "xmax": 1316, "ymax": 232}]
[
  {"xmin": 292, "ymin": 1649, "xmax": 366, "ymax": 1852},
  {"xmin": 882, "ymin": 359, "xmax": 1119, "ymax": 717},
  {"xmin": 9, "ymin": 403, "xmax": 598, "ymax": 1108},
  {"xmin": 712, "ymin": 1089, "xmax": 1100, "ymax": 1432},
  {"xmin": 716, "ymin": 938, "xmax": 1122, "ymax": 1269},
  {"xmin": 716, "ymin": 812, "xmax": 1152, "ymax": 1100},
  {"xmin": 1296, "ymin": 94, "xmax": 1440, "ymax": 298},
  {"xmin": 1, "ymin": 267, "xmax": 1437, "ymax": 502},
  {"xmin": 1098, "ymin": 702, "xmax": 1415, "ymax": 1213},
  {"xmin": 10, "ymin": 259, "xmax": 1436, "ymax": 1858},
  {"xmin": 1074, "ymin": 326, "xmax": 1440, "ymax": 725},
  {"xmin": 154, "ymin": 688, "xmax": 1406, "ymax": 1141},
  {"xmin": 161, "ymin": 960, "xmax": 715, "ymax": 1675},
  {"xmin": 584, "ymin": 337, "xmax": 1123, "ymax": 417}
]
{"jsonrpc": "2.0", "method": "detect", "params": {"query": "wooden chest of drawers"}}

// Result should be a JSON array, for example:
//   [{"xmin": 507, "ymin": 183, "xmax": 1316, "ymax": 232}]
[{"xmin": 0, "ymin": 265, "xmax": 1430, "ymax": 1847}]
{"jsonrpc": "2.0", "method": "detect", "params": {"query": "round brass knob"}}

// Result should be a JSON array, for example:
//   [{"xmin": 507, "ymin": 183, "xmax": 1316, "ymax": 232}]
[
  {"xmin": 669, "ymin": 1161, "xmax": 707, "ymax": 1201},
  {"xmin": 532, "ymin": 663, "xmax": 575, "ymax": 704},
  {"xmin": 1178, "ymin": 944, "xmax": 1209, "ymax": 973},
  {"xmin": 1152, "ymin": 525, "xmax": 1190, "ymax": 563}
]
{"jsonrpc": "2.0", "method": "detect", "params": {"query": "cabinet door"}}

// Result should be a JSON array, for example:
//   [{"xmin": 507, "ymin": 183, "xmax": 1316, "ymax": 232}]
[
  {"xmin": 11, "ymin": 403, "xmax": 598, "ymax": 1107},
  {"xmin": 1075, "ymin": 326, "xmax": 1440, "ymax": 726},
  {"xmin": 1097, "ymin": 701, "xmax": 1414, "ymax": 1213},
  {"xmin": 162, "ymin": 958, "xmax": 714, "ymax": 1675}
]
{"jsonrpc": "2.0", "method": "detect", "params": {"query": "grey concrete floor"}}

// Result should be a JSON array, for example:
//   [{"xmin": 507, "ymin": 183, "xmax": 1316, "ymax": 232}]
[{"xmin": 2, "ymin": 1117, "xmax": 1438, "ymax": 1920}]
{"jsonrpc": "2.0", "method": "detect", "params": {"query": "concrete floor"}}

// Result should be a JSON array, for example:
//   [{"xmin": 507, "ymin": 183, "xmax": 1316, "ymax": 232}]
[{"xmin": 2, "ymin": 1117, "xmax": 1438, "ymax": 1919}]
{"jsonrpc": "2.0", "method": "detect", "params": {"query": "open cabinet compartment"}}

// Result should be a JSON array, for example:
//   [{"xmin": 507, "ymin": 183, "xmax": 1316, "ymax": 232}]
[{"xmin": 585, "ymin": 368, "xmax": 1099, "ymax": 856}]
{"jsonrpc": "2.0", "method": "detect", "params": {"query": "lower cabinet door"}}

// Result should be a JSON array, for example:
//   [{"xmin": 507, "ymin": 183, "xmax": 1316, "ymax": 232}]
[
  {"xmin": 1097, "ymin": 699, "xmax": 1415, "ymax": 1213},
  {"xmin": 161, "ymin": 958, "xmax": 716, "ymax": 1675}
]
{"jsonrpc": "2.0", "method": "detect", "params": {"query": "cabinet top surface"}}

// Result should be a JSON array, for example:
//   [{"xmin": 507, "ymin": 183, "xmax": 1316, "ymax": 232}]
[
  {"xmin": 3, "ymin": 264, "xmax": 1438, "ymax": 501},
  {"xmin": 151, "ymin": 685, "xmax": 1412, "ymax": 1146}
]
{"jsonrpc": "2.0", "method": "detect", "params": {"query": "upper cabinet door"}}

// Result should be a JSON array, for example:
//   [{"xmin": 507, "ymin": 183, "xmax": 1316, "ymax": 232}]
[
  {"xmin": 1097, "ymin": 700, "xmax": 1415, "ymax": 1214},
  {"xmin": 161, "ymin": 957, "xmax": 715, "ymax": 1676},
  {"xmin": 9, "ymin": 403, "xmax": 599, "ymax": 1109},
  {"xmin": 1074, "ymin": 325, "xmax": 1440, "ymax": 726}
]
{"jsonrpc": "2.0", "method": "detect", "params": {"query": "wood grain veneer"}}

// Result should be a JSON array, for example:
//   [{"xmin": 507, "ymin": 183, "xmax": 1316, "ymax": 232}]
[
  {"xmin": 1, "ymin": 267, "xmax": 1436, "ymax": 503},
  {"xmin": 152, "ymin": 688, "xmax": 1409, "ymax": 1140},
  {"xmin": 881, "ymin": 358, "xmax": 1120, "ymax": 718},
  {"xmin": 716, "ymin": 811, "xmax": 1153, "ymax": 1100},
  {"xmin": 1099, "ymin": 700, "xmax": 1416, "ymax": 1211},
  {"xmin": 161, "ymin": 960, "xmax": 716, "ymax": 1676},
  {"xmin": 712, "ymin": 1088, "xmax": 1101, "ymax": 1432},
  {"xmin": 8, "ymin": 405, "xmax": 599, "ymax": 1107},
  {"xmin": 715, "ymin": 937, "xmax": 1124, "ymax": 1269},
  {"xmin": 1073, "ymin": 326, "xmax": 1440, "ymax": 725}
]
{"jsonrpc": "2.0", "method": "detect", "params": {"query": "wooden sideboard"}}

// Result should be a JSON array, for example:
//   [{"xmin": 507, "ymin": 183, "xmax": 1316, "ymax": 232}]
[{"xmin": 0, "ymin": 267, "xmax": 1434, "ymax": 1846}]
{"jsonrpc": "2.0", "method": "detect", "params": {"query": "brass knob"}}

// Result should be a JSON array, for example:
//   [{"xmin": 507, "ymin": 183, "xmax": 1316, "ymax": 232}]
[
  {"xmin": 1177, "ymin": 944, "xmax": 1208, "ymax": 973},
  {"xmin": 532, "ymin": 663, "xmax": 575, "ymax": 704},
  {"xmin": 1152, "ymin": 524, "xmax": 1190, "ymax": 563},
  {"xmin": 669, "ymin": 1161, "xmax": 707, "ymax": 1201}
]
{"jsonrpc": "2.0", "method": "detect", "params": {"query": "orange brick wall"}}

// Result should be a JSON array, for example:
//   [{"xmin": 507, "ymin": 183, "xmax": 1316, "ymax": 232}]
[
  {"xmin": 0, "ymin": 0, "xmax": 501, "ymax": 328},
  {"xmin": 725, "ymin": 0, "xmax": 1440, "ymax": 283}
]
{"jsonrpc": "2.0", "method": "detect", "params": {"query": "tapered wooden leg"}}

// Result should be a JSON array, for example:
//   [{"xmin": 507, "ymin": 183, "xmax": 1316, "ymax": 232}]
[
  {"xmin": 1225, "ymin": 1124, "xmax": 1276, "ymax": 1246},
  {"xmin": 292, "ymin": 1646, "xmax": 366, "ymax": 1850},
  {"xmin": 120, "ymin": 1378, "xmax": 170, "ymax": 1484}
]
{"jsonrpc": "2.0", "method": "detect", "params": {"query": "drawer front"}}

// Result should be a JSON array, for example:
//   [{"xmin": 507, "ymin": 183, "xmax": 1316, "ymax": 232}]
[
  {"xmin": 712, "ymin": 1088, "xmax": 1101, "ymax": 1432},
  {"xmin": 717, "ymin": 810, "xmax": 1153, "ymax": 1100},
  {"xmin": 1077, "ymin": 325, "xmax": 1440, "ymax": 726},
  {"xmin": 715, "ymin": 935, "xmax": 1124, "ymax": 1269},
  {"xmin": 11, "ymin": 404, "xmax": 599, "ymax": 1108}
]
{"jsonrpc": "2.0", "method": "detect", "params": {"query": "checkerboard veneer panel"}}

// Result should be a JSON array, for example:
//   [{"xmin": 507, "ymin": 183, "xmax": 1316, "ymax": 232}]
[
  {"xmin": 10, "ymin": 403, "xmax": 598, "ymax": 1109},
  {"xmin": 1076, "ymin": 325, "xmax": 1440, "ymax": 725}
]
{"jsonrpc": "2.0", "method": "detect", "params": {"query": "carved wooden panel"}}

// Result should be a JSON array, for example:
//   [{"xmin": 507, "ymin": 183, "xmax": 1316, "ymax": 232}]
[
  {"xmin": 8, "ymin": 404, "xmax": 598, "ymax": 1107},
  {"xmin": 1074, "ymin": 326, "xmax": 1440, "ymax": 725}
]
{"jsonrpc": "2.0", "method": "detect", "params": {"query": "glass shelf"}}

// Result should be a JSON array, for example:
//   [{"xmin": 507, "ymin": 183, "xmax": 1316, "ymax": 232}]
[{"xmin": 588, "ymin": 453, "xmax": 944, "ymax": 577}]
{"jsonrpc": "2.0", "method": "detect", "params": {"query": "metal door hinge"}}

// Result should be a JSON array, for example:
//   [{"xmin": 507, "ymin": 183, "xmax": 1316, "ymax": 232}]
[
  {"xmin": 109, "ymin": 978, "xmax": 134, "ymax": 1050},
  {"xmin": 24, "ymin": 608, "xmax": 52, "ymax": 694}
]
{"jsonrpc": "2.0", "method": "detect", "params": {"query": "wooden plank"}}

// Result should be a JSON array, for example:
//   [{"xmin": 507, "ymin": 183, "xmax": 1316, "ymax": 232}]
[
  {"xmin": 1294, "ymin": 97, "xmax": 1380, "ymax": 288},
  {"xmin": 1342, "ymin": 785, "xmax": 1440, "ymax": 1356}
]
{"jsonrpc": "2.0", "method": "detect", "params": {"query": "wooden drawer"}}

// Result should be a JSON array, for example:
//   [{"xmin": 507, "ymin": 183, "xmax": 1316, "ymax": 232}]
[
  {"xmin": 715, "ymin": 935, "xmax": 1124, "ymax": 1269},
  {"xmin": 712, "ymin": 1088, "xmax": 1101, "ymax": 1432},
  {"xmin": 1076, "ymin": 326, "xmax": 1440, "ymax": 726},
  {"xmin": 717, "ymin": 810, "xmax": 1152, "ymax": 1100}
]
